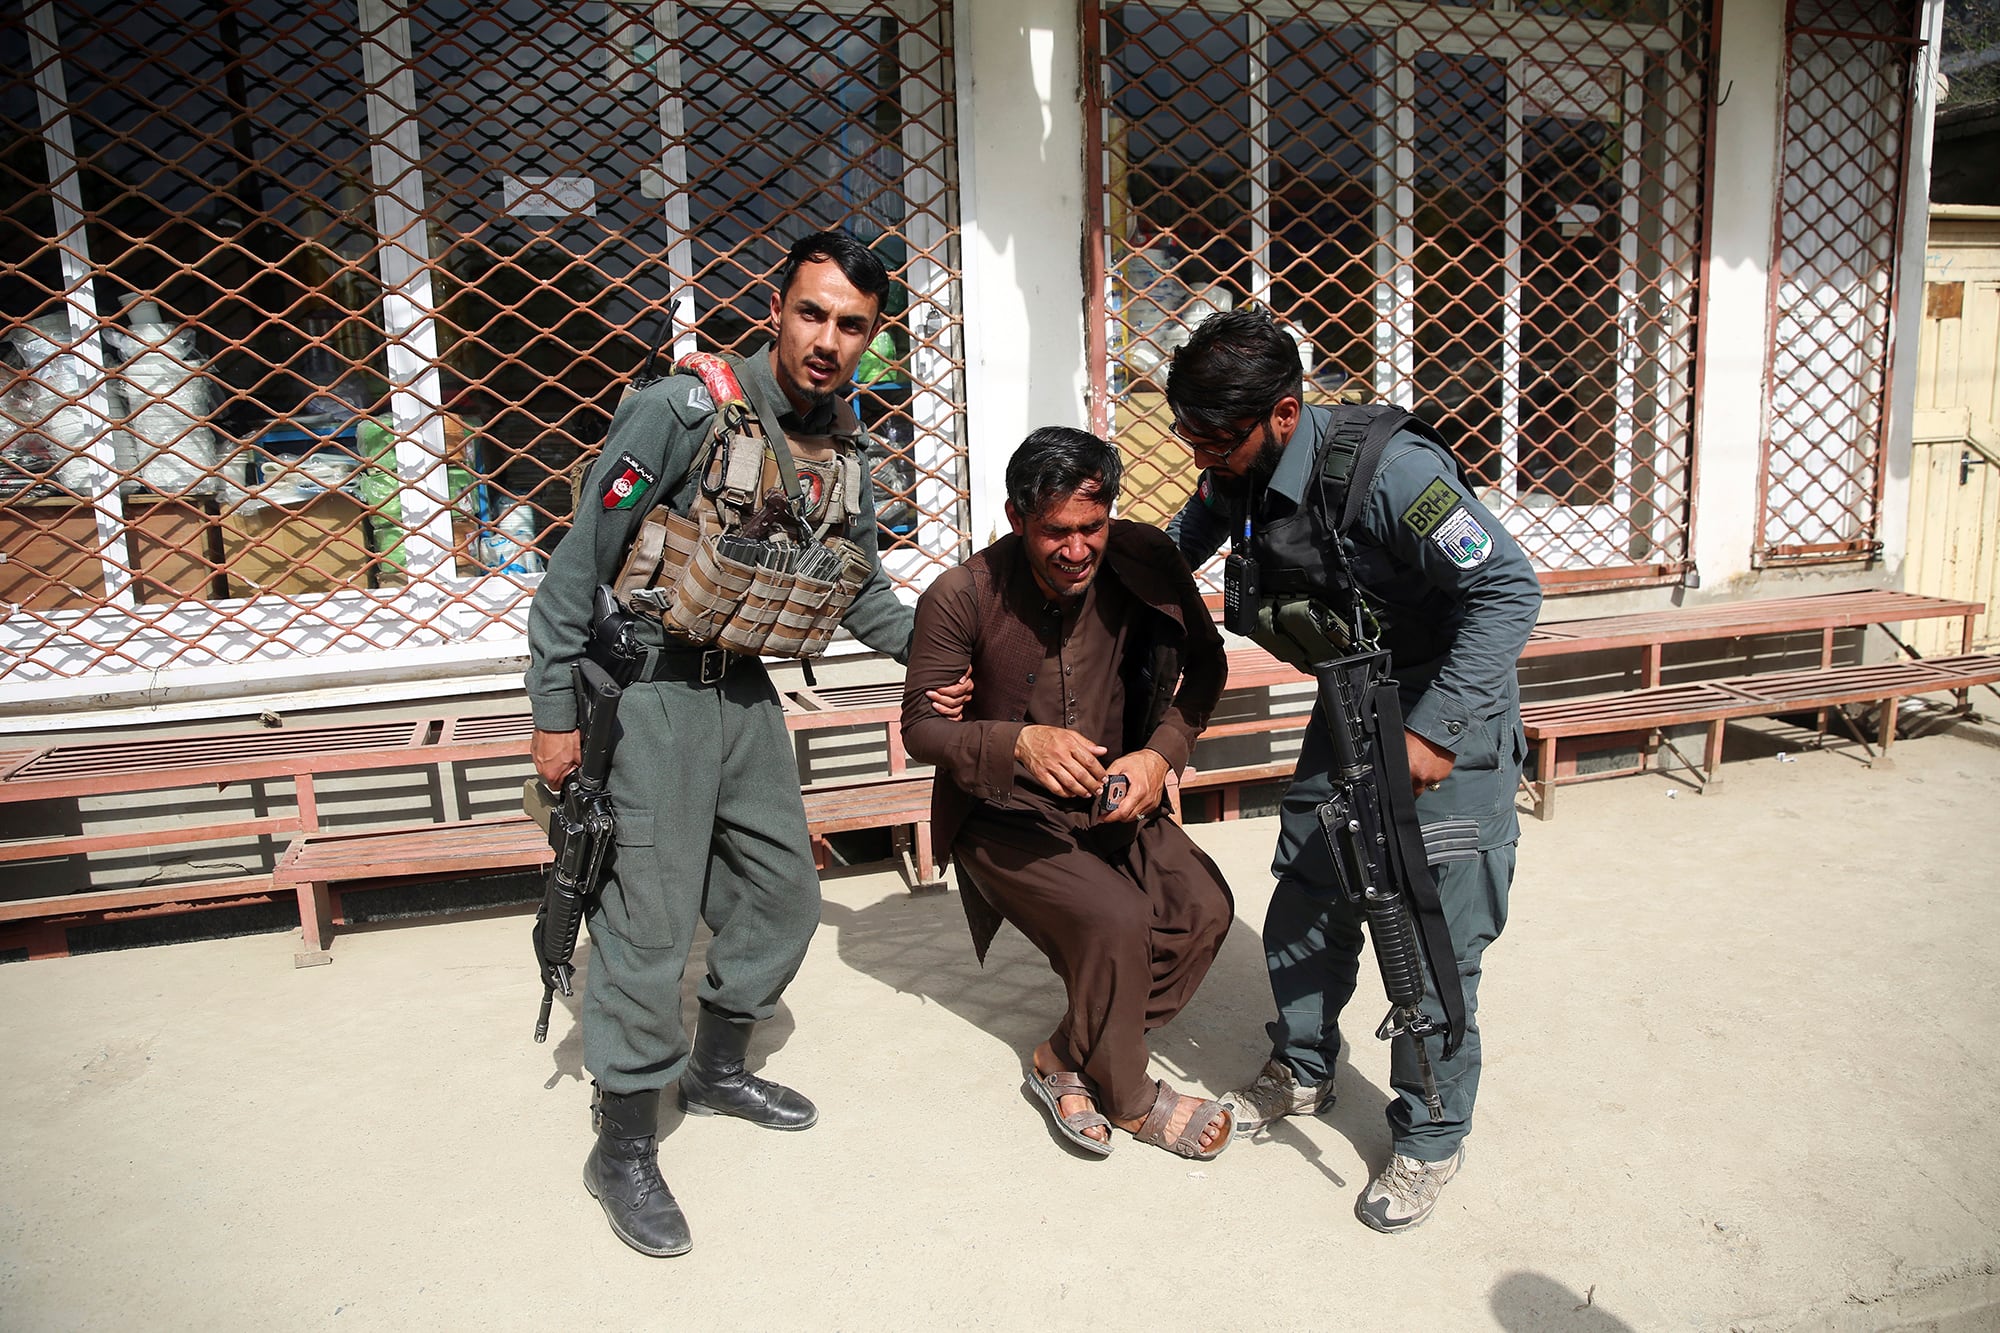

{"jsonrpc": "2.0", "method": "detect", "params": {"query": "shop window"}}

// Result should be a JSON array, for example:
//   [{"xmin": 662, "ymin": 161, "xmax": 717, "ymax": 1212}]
[
  {"xmin": 1, "ymin": 0, "xmax": 965, "ymax": 687},
  {"xmin": 1754, "ymin": 0, "xmax": 1923, "ymax": 563},
  {"xmin": 1088, "ymin": 0, "xmax": 1707, "ymax": 585}
]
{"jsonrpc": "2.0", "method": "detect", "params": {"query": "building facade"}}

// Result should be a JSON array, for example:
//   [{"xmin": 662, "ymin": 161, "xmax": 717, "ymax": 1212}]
[{"xmin": 0, "ymin": 0, "xmax": 1945, "ymax": 721}]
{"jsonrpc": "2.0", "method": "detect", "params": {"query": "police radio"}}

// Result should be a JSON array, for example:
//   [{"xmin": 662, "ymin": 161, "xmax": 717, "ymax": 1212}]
[{"xmin": 1223, "ymin": 551, "xmax": 1260, "ymax": 637}]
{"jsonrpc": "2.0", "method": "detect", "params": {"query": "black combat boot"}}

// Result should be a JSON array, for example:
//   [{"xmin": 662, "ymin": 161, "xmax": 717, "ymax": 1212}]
[
  {"xmin": 677, "ymin": 1008, "xmax": 819, "ymax": 1130},
  {"xmin": 582, "ymin": 1086, "xmax": 692, "ymax": 1257}
]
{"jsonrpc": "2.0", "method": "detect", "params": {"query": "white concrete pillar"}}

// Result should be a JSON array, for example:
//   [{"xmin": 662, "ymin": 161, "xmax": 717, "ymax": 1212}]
[
  {"xmin": 953, "ymin": 0, "xmax": 1089, "ymax": 548},
  {"xmin": 1689, "ymin": 0, "xmax": 1788, "ymax": 588}
]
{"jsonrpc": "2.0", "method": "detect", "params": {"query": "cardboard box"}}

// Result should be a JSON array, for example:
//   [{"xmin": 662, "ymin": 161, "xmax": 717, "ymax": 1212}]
[
  {"xmin": 1111, "ymin": 381, "xmax": 1363, "ymax": 531},
  {"xmin": 0, "ymin": 494, "xmax": 222, "ymax": 610},
  {"xmin": 219, "ymin": 490, "xmax": 374, "ymax": 598}
]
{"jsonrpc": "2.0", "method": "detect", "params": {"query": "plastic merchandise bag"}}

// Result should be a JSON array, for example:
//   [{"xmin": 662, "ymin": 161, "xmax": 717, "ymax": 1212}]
[
  {"xmin": 353, "ymin": 458, "xmax": 478, "ymax": 571},
  {"xmin": 1, "ymin": 318, "xmax": 115, "ymax": 496},
  {"xmin": 352, "ymin": 416, "xmax": 483, "ymax": 573},
  {"xmin": 480, "ymin": 500, "xmax": 545, "ymax": 576},
  {"xmin": 255, "ymin": 450, "xmax": 361, "ymax": 506},
  {"xmin": 0, "ymin": 381, "xmax": 80, "ymax": 498},
  {"xmin": 1112, "ymin": 243, "xmax": 1231, "ymax": 390},
  {"xmin": 103, "ymin": 307, "xmax": 220, "ymax": 495}
]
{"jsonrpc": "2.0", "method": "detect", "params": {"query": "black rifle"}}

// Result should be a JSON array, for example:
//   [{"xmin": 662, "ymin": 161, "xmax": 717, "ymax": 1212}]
[
  {"xmin": 531, "ymin": 658, "xmax": 622, "ymax": 1043},
  {"xmin": 1310, "ymin": 649, "xmax": 1471, "ymax": 1121}
]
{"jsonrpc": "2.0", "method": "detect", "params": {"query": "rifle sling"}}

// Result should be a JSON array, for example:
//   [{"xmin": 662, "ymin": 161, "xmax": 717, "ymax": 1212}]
[{"xmin": 1367, "ymin": 679, "xmax": 1469, "ymax": 1058}]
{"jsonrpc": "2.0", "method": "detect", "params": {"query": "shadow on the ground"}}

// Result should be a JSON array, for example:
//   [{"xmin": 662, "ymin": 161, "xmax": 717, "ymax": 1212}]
[
  {"xmin": 816, "ymin": 872, "xmax": 1395, "ymax": 1177},
  {"xmin": 1490, "ymin": 1272, "xmax": 1638, "ymax": 1332}
]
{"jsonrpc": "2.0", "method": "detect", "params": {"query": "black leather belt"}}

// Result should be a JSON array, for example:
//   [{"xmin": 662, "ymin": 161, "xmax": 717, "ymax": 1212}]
[{"xmin": 629, "ymin": 644, "xmax": 737, "ymax": 686}]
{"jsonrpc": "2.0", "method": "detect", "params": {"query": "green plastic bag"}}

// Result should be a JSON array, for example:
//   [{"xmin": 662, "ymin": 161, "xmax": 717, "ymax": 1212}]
[{"xmin": 356, "ymin": 417, "xmax": 479, "ymax": 571}]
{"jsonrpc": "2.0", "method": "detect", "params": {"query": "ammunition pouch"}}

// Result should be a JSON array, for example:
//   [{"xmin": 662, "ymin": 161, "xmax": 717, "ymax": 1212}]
[
  {"xmin": 612, "ymin": 504, "xmax": 873, "ymax": 660},
  {"xmin": 608, "ymin": 352, "xmax": 873, "ymax": 661},
  {"xmin": 1249, "ymin": 595, "xmax": 1360, "ymax": 672}
]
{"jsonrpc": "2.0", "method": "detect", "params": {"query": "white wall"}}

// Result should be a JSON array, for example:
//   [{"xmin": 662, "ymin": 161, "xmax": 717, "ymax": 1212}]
[
  {"xmin": 953, "ymin": 0, "xmax": 1089, "ymax": 547},
  {"xmin": 1688, "ymin": 0, "xmax": 1940, "ymax": 599},
  {"xmin": 1879, "ymin": 0, "xmax": 1950, "ymax": 580},
  {"xmin": 1687, "ymin": 0, "xmax": 1787, "ymax": 593}
]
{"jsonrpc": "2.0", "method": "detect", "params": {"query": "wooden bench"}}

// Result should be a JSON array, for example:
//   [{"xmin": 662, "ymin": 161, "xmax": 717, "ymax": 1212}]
[
  {"xmin": 1520, "ymin": 653, "xmax": 2000, "ymax": 819},
  {"xmin": 775, "ymin": 679, "xmax": 943, "ymax": 887},
  {"xmin": 3, "ymin": 588, "xmax": 1982, "ymax": 955},
  {"xmin": 1517, "ymin": 589, "xmax": 1983, "ymax": 682},
  {"xmin": 1175, "ymin": 759, "xmax": 1302, "ymax": 821},
  {"xmin": 0, "ymin": 688, "xmax": 935, "ymax": 961},
  {"xmin": 1176, "ymin": 590, "xmax": 1986, "ymax": 818},
  {"xmin": 0, "ymin": 715, "xmax": 533, "ymax": 872},
  {"xmin": 271, "ymin": 772, "xmax": 940, "ymax": 964}
]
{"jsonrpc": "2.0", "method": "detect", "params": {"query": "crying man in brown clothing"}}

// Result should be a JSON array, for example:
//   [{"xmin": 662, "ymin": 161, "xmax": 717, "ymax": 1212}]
[{"xmin": 900, "ymin": 426, "xmax": 1236, "ymax": 1161}]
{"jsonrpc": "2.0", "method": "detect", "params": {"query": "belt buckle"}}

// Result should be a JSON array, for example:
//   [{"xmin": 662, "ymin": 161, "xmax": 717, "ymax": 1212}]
[{"xmin": 698, "ymin": 647, "xmax": 728, "ymax": 685}]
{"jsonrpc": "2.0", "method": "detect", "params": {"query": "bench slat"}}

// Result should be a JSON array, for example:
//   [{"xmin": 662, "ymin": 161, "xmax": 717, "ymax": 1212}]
[
  {"xmin": 1525, "ymin": 655, "xmax": 2000, "ymax": 739},
  {"xmin": 0, "ymin": 812, "xmax": 302, "ymax": 865},
  {"xmin": 1520, "ymin": 590, "xmax": 1979, "ymax": 658},
  {"xmin": 0, "ymin": 875, "xmax": 279, "ymax": 923},
  {"xmin": 5, "ymin": 721, "xmax": 428, "ymax": 785}
]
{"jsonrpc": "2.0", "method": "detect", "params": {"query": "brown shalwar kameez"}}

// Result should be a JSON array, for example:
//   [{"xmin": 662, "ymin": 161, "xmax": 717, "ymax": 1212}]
[{"xmin": 902, "ymin": 521, "xmax": 1233, "ymax": 1124}]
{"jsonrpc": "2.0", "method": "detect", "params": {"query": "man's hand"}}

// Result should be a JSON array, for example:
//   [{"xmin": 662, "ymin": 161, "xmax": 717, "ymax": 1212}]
[
  {"xmin": 533, "ymin": 727, "xmax": 582, "ymax": 790},
  {"xmin": 1099, "ymin": 748, "xmax": 1171, "ymax": 823},
  {"xmin": 1406, "ymin": 728, "xmax": 1456, "ymax": 798},
  {"xmin": 926, "ymin": 670, "xmax": 973, "ymax": 722},
  {"xmin": 1015, "ymin": 725, "xmax": 1107, "ymax": 798}
]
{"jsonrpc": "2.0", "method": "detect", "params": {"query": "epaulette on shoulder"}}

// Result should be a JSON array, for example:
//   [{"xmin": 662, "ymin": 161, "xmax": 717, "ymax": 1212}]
[{"xmin": 655, "ymin": 372, "xmax": 721, "ymax": 429}]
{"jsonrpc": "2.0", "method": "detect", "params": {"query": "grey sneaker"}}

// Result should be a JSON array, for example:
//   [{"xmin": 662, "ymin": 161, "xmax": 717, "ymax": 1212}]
[
  {"xmin": 1221, "ymin": 1058, "xmax": 1335, "ymax": 1134},
  {"xmin": 1356, "ymin": 1146, "xmax": 1464, "ymax": 1234}
]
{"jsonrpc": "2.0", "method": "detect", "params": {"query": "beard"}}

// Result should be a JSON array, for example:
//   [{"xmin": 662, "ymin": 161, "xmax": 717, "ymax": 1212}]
[
  {"xmin": 1245, "ymin": 433, "xmax": 1286, "ymax": 487},
  {"xmin": 785, "ymin": 371, "xmax": 837, "ymax": 411},
  {"xmin": 1205, "ymin": 433, "xmax": 1287, "ymax": 500}
]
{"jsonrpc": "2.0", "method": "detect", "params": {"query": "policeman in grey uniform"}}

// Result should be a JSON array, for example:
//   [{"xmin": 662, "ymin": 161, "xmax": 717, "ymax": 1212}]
[
  {"xmin": 1163, "ymin": 307, "xmax": 1542, "ymax": 1233},
  {"xmin": 526, "ymin": 233, "xmax": 913, "ymax": 1257}
]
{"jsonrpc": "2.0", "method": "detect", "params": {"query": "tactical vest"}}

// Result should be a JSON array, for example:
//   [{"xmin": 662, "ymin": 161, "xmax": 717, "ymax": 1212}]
[
  {"xmin": 609, "ymin": 352, "xmax": 873, "ymax": 660},
  {"xmin": 1232, "ymin": 404, "xmax": 1467, "ymax": 671}
]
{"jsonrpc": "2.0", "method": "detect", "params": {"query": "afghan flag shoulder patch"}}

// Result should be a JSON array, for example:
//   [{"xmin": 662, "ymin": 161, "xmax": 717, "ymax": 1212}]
[{"xmin": 602, "ymin": 452, "xmax": 658, "ymax": 511}]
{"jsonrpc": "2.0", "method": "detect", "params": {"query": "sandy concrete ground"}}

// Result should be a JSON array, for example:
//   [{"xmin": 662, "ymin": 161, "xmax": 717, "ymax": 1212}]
[{"xmin": 3, "ymin": 725, "xmax": 1998, "ymax": 1332}]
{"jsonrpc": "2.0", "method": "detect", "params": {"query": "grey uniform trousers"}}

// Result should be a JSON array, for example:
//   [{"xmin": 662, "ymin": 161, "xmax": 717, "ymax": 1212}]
[
  {"xmin": 581, "ymin": 658, "xmax": 822, "ymax": 1094},
  {"xmin": 1263, "ymin": 700, "xmax": 1519, "ymax": 1162}
]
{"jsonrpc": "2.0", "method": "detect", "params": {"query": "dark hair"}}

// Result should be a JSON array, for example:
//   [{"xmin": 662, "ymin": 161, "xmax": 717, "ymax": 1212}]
[
  {"xmin": 776, "ymin": 230, "xmax": 892, "ymax": 311},
  {"xmin": 1164, "ymin": 306, "xmax": 1304, "ymax": 439},
  {"xmin": 1005, "ymin": 426, "xmax": 1123, "ymax": 518}
]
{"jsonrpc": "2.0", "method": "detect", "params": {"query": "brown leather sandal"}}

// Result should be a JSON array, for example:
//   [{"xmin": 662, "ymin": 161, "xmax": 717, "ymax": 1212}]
[
  {"xmin": 1027, "ymin": 1068, "xmax": 1114, "ymax": 1157},
  {"xmin": 1133, "ymin": 1079, "xmax": 1233, "ymax": 1160}
]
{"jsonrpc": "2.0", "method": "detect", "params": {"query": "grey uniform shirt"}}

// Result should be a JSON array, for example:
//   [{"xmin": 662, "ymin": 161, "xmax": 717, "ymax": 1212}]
[
  {"xmin": 524, "ymin": 345, "xmax": 914, "ymax": 732},
  {"xmin": 1166, "ymin": 403, "xmax": 1542, "ymax": 757}
]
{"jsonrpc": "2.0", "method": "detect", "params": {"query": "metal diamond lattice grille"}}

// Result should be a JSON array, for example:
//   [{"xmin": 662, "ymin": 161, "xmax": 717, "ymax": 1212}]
[
  {"xmin": 1755, "ymin": 0, "xmax": 1919, "ymax": 564},
  {"xmin": 1085, "ymin": 0, "xmax": 1709, "ymax": 588},
  {"xmin": 1, "ymin": 0, "xmax": 965, "ymax": 689}
]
